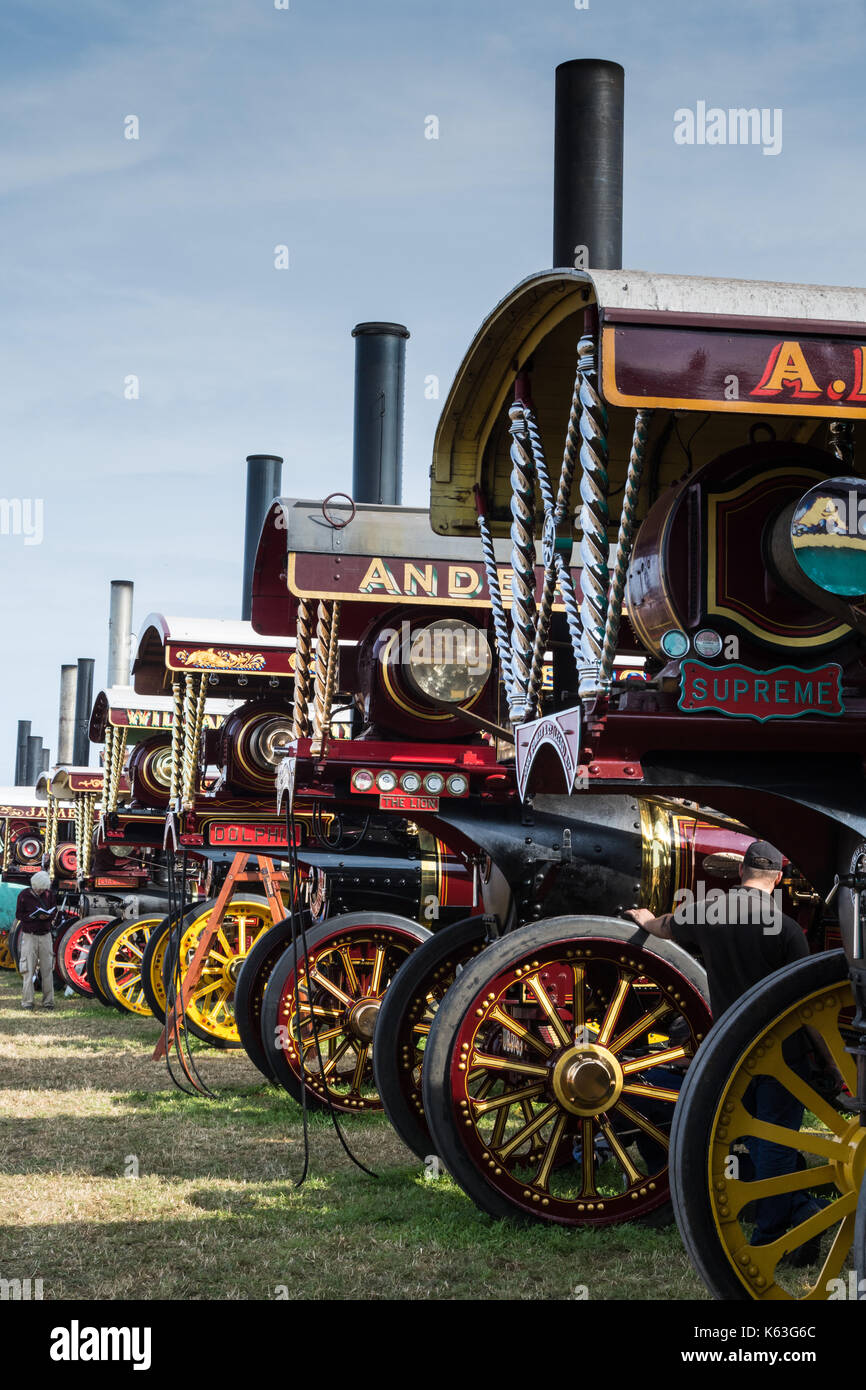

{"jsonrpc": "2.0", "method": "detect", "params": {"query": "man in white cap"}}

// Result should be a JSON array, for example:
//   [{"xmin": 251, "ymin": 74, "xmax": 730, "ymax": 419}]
[{"xmin": 16, "ymin": 870, "xmax": 57, "ymax": 1011}]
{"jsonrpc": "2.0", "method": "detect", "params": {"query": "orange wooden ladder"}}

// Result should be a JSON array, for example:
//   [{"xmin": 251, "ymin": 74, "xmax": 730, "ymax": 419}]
[{"xmin": 152, "ymin": 851, "xmax": 291, "ymax": 1062}]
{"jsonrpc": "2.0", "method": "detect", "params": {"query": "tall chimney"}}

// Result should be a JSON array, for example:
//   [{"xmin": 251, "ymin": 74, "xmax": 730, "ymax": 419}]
[
  {"xmin": 351, "ymin": 323, "xmax": 409, "ymax": 506},
  {"xmin": 73, "ymin": 658, "xmax": 95, "ymax": 767},
  {"xmin": 553, "ymin": 59, "xmax": 624, "ymax": 270},
  {"xmin": 14, "ymin": 720, "xmax": 31, "ymax": 786},
  {"xmin": 107, "ymin": 580, "xmax": 134, "ymax": 688},
  {"xmin": 41, "ymin": 749, "xmax": 50, "ymax": 773},
  {"xmin": 57, "ymin": 665, "xmax": 77, "ymax": 766},
  {"xmin": 242, "ymin": 455, "xmax": 283, "ymax": 620},
  {"xmin": 25, "ymin": 735, "xmax": 43, "ymax": 786}
]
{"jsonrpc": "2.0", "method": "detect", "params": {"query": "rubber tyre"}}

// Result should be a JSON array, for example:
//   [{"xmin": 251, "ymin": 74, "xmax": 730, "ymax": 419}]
[
  {"xmin": 234, "ymin": 916, "xmax": 298, "ymax": 1081},
  {"xmin": 85, "ymin": 920, "xmax": 124, "ymax": 1007},
  {"xmin": 423, "ymin": 915, "xmax": 711, "ymax": 1226},
  {"xmin": 261, "ymin": 912, "xmax": 431, "ymax": 1111},
  {"xmin": 670, "ymin": 949, "xmax": 854, "ymax": 1300},
  {"xmin": 857, "ymin": 1173, "xmax": 866, "ymax": 1295},
  {"xmin": 97, "ymin": 916, "xmax": 160, "ymax": 1016},
  {"xmin": 140, "ymin": 905, "xmax": 192, "ymax": 1024},
  {"xmin": 55, "ymin": 918, "xmax": 108, "ymax": 998},
  {"xmin": 373, "ymin": 915, "xmax": 488, "ymax": 1159}
]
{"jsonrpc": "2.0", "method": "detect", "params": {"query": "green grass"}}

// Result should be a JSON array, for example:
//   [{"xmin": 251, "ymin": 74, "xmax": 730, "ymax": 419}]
[{"xmin": 0, "ymin": 971, "xmax": 706, "ymax": 1300}]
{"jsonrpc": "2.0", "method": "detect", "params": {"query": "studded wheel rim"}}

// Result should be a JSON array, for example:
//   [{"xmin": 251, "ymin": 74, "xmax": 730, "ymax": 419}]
[
  {"xmin": 103, "ymin": 918, "xmax": 160, "ymax": 1016},
  {"xmin": 395, "ymin": 938, "xmax": 486, "ymax": 1134},
  {"xmin": 147, "ymin": 926, "xmax": 171, "ymax": 1015},
  {"xmin": 276, "ymin": 924, "xmax": 423, "ymax": 1112},
  {"xmin": 447, "ymin": 937, "xmax": 711, "ymax": 1225},
  {"xmin": 707, "ymin": 977, "xmax": 861, "ymax": 1300},
  {"xmin": 61, "ymin": 919, "xmax": 112, "ymax": 996},
  {"xmin": 174, "ymin": 899, "xmax": 274, "ymax": 1044}
]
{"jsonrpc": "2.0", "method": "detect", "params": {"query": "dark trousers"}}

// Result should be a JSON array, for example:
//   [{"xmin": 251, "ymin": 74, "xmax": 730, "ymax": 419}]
[{"xmin": 745, "ymin": 1070, "xmax": 817, "ymax": 1242}]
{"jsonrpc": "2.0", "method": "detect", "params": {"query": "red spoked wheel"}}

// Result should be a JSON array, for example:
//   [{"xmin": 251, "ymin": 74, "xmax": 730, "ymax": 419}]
[
  {"xmin": 56, "ymin": 916, "xmax": 117, "ymax": 998},
  {"xmin": 260, "ymin": 913, "xmax": 431, "ymax": 1113},
  {"xmin": 423, "ymin": 916, "xmax": 712, "ymax": 1227}
]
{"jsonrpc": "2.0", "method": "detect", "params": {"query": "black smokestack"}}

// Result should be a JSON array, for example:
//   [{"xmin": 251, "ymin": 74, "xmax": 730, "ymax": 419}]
[
  {"xmin": 351, "ymin": 323, "xmax": 409, "ymax": 506},
  {"xmin": 553, "ymin": 59, "xmax": 624, "ymax": 270},
  {"xmin": 25, "ymin": 735, "xmax": 43, "ymax": 786},
  {"xmin": 242, "ymin": 455, "xmax": 283, "ymax": 621},
  {"xmin": 14, "ymin": 720, "xmax": 31, "ymax": 786},
  {"xmin": 41, "ymin": 749, "xmax": 50, "ymax": 773},
  {"xmin": 73, "ymin": 658, "xmax": 95, "ymax": 767}
]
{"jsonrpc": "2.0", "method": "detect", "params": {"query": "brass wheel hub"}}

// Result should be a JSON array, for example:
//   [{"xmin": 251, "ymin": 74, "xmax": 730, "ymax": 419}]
[
  {"xmin": 551, "ymin": 1042, "xmax": 624, "ymax": 1117},
  {"xmin": 227, "ymin": 955, "xmax": 245, "ymax": 982},
  {"xmin": 348, "ymin": 998, "xmax": 380, "ymax": 1041}
]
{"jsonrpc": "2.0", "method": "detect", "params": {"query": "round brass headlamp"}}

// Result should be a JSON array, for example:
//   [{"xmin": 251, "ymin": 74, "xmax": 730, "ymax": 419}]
[
  {"xmin": 150, "ymin": 748, "xmax": 173, "ymax": 788},
  {"xmin": 248, "ymin": 716, "xmax": 294, "ymax": 770},
  {"xmin": 404, "ymin": 619, "xmax": 491, "ymax": 706}
]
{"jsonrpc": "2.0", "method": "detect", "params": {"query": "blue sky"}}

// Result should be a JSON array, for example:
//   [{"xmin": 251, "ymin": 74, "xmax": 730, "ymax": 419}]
[{"xmin": 2, "ymin": 0, "xmax": 865, "ymax": 777}]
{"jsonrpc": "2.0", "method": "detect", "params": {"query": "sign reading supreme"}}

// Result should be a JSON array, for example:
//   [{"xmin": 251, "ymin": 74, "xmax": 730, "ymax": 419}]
[{"xmin": 678, "ymin": 661, "xmax": 844, "ymax": 721}]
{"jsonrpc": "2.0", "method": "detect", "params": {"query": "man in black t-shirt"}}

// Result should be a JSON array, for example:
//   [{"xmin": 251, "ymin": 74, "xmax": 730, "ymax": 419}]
[
  {"xmin": 625, "ymin": 841, "xmax": 842, "ymax": 1260},
  {"xmin": 626, "ymin": 840, "xmax": 809, "ymax": 1017}
]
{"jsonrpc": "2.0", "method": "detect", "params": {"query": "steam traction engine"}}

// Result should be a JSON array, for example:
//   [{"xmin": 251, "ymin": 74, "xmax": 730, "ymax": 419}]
[
  {"xmin": 113, "ymin": 611, "xmax": 477, "ymax": 1056},
  {"xmin": 419, "ymin": 264, "xmax": 866, "ymax": 1300},
  {"xmin": 248, "ymin": 497, "xmax": 805, "ymax": 1157},
  {"xmin": 0, "ymin": 787, "xmax": 77, "ymax": 973}
]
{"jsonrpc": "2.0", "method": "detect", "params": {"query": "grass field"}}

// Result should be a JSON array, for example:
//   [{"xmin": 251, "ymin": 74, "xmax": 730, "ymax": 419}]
[{"xmin": 0, "ymin": 971, "xmax": 708, "ymax": 1301}]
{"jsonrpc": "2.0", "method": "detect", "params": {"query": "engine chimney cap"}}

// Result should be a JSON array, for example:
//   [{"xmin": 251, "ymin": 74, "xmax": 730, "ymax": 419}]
[
  {"xmin": 352, "ymin": 322, "xmax": 410, "ymax": 339},
  {"xmin": 555, "ymin": 58, "xmax": 624, "ymax": 74},
  {"xmin": 245, "ymin": 454, "xmax": 284, "ymax": 463}
]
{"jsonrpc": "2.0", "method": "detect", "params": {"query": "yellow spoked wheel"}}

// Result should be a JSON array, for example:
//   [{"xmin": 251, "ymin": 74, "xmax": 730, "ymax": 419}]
[
  {"xmin": 260, "ymin": 913, "xmax": 431, "ymax": 1112},
  {"xmin": 141, "ymin": 916, "xmax": 174, "ymax": 1023},
  {"xmin": 99, "ymin": 916, "xmax": 161, "ymax": 1016},
  {"xmin": 169, "ymin": 896, "xmax": 277, "ymax": 1048},
  {"xmin": 671, "ymin": 950, "xmax": 863, "ymax": 1300},
  {"xmin": 0, "ymin": 929, "xmax": 15, "ymax": 971}
]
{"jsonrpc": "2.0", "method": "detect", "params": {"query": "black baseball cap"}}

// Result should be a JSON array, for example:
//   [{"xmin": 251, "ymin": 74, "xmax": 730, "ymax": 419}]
[{"xmin": 743, "ymin": 840, "xmax": 784, "ymax": 871}]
